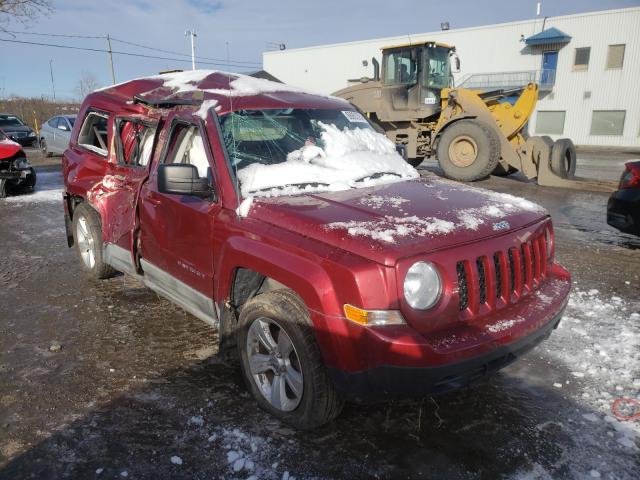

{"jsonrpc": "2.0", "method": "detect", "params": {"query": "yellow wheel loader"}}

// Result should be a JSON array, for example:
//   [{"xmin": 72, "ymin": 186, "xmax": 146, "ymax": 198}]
[{"xmin": 334, "ymin": 42, "xmax": 601, "ymax": 189}]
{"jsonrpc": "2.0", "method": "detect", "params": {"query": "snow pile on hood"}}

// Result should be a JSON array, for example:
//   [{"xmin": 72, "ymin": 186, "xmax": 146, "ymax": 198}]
[
  {"xmin": 237, "ymin": 123, "xmax": 418, "ymax": 198},
  {"xmin": 328, "ymin": 215, "xmax": 456, "ymax": 243},
  {"xmin": 327, "ymin": 188, "xmax": 545, "ymax": 244}
]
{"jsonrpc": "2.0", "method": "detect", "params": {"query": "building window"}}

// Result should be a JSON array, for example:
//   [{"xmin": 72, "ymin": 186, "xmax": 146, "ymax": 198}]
[
  {"xmin": 590, "ymin": 110, "xmax": 625, "ymax": 136},
  {"xmin": 536, "ymin": 111, "xmax": 566, "ymax": 135},
  {"xmin": 606, "ymin": 44, "xmax": 625, "ymax": 69},
  {"xmin": 573, "ymin": 47, "xmax": 590, "ymax": 71}
]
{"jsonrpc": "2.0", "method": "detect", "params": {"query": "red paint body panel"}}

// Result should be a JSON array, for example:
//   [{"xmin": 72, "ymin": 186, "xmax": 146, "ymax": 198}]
[
  {"xmin": 0, "ymin": 138, "xmax": 24, "ymax": 159},
  {"xmin": 62, "ymin": 72, "xmax": 572, "ymax": 382}
]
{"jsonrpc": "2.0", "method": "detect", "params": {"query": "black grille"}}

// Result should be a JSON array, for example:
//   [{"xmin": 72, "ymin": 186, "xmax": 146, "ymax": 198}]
[
  {"xmin": 493, "ymin": 253, "xmax": 502, "ymax": 299},
  {"xmin": 520, "ymin": 244, "xmax": 527, "ymax": 286},
  {"xmin": 508, "ymin": 248, "xmax": 516, "ymax": 293},
  {"xmin": 457, "ymin": 262, "xmax": 468, "ymax": 311},
  {"xmin": 476, "ymin": 257, "xmax": 487, "ymax": 305}
]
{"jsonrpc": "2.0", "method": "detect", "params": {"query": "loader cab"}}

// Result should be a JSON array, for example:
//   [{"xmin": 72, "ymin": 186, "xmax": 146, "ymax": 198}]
[{"xmin": 380, "ymin": 42, "xmax": 456, "ymax": 120}]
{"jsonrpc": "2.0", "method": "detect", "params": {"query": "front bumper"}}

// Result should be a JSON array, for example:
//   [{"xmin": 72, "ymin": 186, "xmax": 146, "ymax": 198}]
[
  {"xmin": 312, "ymin": 264, "xmax": 571, "ymax": 401},
  {"xmin": 328, "ymin": 304, "xmax": 564, "ymax": 401},
  {"xmin": 8, "ymin": 135, "xmax": 37, "ymax": 146},
  {"xmin": 0, "ymin": 166, "xmax": 34, "ymax": 181}
]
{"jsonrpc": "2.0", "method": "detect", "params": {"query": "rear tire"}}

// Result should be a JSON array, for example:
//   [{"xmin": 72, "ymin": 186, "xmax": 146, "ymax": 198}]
[
  {"xmin": 237, "ymin": 289, "xmax": 343, "ymax": 429},
  {"xmin": 72, "ymin": 203, "xmax": 117, "ymax": 279},
  {"xmin": 436, "ymin": 120, "xmax": 501, "ymax": 181},
  {"xmin": 23, "ymin": 167, "xmax": 36, "ymax": 191},
  {"xmin": 550, "ymin": 138, "xmax": 576, "ymax": 179}
]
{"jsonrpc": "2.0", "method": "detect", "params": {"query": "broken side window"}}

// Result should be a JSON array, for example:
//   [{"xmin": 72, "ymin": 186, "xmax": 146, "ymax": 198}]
[
  {"xmin": 78, "ymin": 111, "xmax": 109, "ymax": 157},
  {"xmin": 115, "ymin": 118, "xmax": 157, "ymax": 167}
]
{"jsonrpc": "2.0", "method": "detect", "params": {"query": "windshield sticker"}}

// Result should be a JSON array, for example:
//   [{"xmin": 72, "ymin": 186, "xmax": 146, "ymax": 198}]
[{"xmin": 341, "ymin": 111, "xmax": 368, "ymax": 123}]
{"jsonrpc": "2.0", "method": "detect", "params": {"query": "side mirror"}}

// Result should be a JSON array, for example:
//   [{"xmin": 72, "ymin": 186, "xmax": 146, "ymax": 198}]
[
  {"xmin": 58, "ymin": 124, "xmax": 69, "ymax": 131},
  {"xmin": 157, "ymin": 164, "xmax": 212, "ymax": 198},
  {"xmin": 450, "ymin": 53, "xmax": 461, "ymax": 73}
]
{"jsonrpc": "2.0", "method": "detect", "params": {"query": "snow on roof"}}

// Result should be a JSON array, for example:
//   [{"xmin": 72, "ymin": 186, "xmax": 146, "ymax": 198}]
[{"xmin": 95, "ymin": 70, "xmax": 346, "ymax": 112}]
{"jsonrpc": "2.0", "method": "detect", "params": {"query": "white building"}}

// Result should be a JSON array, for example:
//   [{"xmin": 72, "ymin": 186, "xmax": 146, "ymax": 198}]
[{"xmin": 263, "ymin": 7, "xmax": 640, "ymax": 148}]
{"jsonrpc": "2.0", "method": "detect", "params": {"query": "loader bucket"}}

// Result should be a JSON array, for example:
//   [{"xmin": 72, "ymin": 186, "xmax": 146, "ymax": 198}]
[{"xmin": 528, "ymin": 137, "xmax": 618, "ymax": 192}]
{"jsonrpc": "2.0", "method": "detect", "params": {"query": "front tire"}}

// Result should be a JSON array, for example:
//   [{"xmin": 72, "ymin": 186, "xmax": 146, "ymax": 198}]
[
  {"xmin": 72, "ymin": 203, "xmax": 116, "ymax": 279},
  {"xmin": 40, "ymin": 138, "xmax": 52, "ymax": 157},
  {"xmin": 436, "ymin": 120, "xmax": 501, "ymax": 182},
  {"xmin": 237, "ymin": 290, "xmax": 343, "ymax": 429}
]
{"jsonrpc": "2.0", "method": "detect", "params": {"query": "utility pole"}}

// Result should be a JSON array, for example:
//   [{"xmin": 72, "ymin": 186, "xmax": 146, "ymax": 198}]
[
  {"xmin": 49, "ymin": 59, "xmax": 56, "ymax": 101},
  {"xmin": 106, "ymin": 34, "xmax": 116, "ymax": 84},
  {"xmin": 185, "ymin": 29, "xmax": 197, "ymax": 70}
]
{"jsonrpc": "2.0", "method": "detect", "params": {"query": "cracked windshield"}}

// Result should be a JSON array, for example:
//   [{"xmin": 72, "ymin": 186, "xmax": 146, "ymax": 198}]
[{"xmin": 221, "ymin": 108, "xmax": 417, "ymax": 197}]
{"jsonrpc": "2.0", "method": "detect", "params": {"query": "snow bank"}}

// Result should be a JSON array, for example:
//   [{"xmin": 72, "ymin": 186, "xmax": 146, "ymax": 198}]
[
  {"xmin": 545, "ymin": 288, "xmax": 640, "ymax": 446},
  {"xmin": 237, "ymin": 123, "xmax": 418, "ymax": 198},
  {"xmin": 2, "ymin": 188, "xmax": 63, "ymax": 204}
]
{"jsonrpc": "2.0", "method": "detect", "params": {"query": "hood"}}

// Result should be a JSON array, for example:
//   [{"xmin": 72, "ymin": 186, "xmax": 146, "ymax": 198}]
[
  {"xmin": 0, "ymin": 138, "xmax": 24, "ymax": 160},
  {"xmin": 247, "ymin": 176, "xmax": 548, "ymax": 266},
  {"xmin": 1, "ymin": 125, "xmax": 33, "ymax": 134}
]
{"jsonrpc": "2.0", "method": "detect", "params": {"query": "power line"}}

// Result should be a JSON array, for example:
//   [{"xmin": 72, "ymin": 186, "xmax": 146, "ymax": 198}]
[
  {"xmin": 109, "ymin": 36, "xmax": 260, "ymax": 66},
  {"xmin": 0, "ymin": 37, "xmax": 258, "ymax": 70},
  {"xmin": 2, "ymin": 29, "xmax": 105, "ymax": 39},
  {"xmin": 3, "ymin": 29, "xmax": 261, "ymax": 67}
]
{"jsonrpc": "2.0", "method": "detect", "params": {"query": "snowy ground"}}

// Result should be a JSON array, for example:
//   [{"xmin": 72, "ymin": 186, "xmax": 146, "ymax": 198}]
[{"xmin": 0, "ymin": 159, "xmax": 638, "ymax": 479}]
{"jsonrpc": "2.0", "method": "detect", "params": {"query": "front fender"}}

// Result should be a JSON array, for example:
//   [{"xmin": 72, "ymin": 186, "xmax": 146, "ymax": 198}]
[{"xmin": 215, "ymin": 235, "xmax": 341, "ymax": 316}]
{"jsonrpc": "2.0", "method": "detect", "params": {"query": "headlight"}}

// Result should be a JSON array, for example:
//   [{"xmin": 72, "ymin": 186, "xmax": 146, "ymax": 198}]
[
  {"xmin": 403, "ymin": 261, "xmax": 442, "ymax": 310},
  {"xmin": 13, "ymin": 157, "xmax": 28, "ymax": 169}
]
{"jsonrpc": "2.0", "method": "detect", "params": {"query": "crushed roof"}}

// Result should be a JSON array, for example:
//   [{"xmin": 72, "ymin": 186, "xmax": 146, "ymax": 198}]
[{"xmin": 93, "ymin": 70, "xmax": 346, "ymax": 114}]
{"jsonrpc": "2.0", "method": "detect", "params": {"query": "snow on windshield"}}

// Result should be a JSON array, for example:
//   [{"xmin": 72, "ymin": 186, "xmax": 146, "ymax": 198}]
[{"xmin": 233, "ymin": 121, "xmax": 418, "ymax": 198}]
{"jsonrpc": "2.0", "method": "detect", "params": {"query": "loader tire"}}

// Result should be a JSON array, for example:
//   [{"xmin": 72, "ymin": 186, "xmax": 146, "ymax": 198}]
[
  {"xmin": 436, "ymin": 120, "xmax": 501, "ymax": 182},
  {"xmin": 550, "ymin": 139, "xmax": 576, "ymax": 179}
]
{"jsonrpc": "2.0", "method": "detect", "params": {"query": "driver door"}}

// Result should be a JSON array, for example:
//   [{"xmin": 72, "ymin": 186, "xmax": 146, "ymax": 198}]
[{"xmin": 138, "ymin": 112, "xmax": 220, "ymax": 325}]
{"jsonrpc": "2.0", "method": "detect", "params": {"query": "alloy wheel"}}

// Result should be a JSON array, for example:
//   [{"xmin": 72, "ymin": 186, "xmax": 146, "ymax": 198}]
[{"xmin": 246, "ymin": 317, "xmax": 304, "ymax": 412}]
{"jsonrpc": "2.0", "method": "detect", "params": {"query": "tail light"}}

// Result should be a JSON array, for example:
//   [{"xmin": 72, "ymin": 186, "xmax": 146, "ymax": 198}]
[{"xmin": 619, "ymin": 163, "xmax": 640, "ymax": 190}]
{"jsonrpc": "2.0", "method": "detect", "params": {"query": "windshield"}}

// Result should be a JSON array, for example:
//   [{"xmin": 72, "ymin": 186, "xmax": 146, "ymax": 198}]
[
  {"xmin": 221, "ymin": 108, "xmax": 418, "ymax": 197},
  {"xmin": 0, "ymin": 115, "xmax": 25, "ymax": 128},
  {"xmin": 423, "ymin": 46, "xmax": 452, "ymax": 90}
]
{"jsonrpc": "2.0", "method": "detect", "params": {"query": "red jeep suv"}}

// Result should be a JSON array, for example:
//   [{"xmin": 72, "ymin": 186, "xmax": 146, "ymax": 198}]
[{"xmin": 62, "ymin": 71, "xmax": 571, "ymax": 429}]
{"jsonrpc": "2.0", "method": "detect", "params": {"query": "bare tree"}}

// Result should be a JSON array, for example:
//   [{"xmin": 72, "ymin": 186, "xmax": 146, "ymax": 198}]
[
  {"xmin": 75, "ymin": 71, "xmax": 100, "ymax": 100},
  {"xmin": 0, "ymin": 0, "xmax": 53, "ymax": 30}
]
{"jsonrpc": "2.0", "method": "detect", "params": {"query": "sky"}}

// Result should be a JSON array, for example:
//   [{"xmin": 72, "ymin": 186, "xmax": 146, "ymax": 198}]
[{"xmin": 1, "ymin": 0, "xmax": 638, "ymax": 100}]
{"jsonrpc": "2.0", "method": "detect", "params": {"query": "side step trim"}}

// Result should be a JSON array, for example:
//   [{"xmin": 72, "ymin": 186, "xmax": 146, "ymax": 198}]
[
  {"xmin": 104, "ymin": 243, "xmax": 138, "ymax": 276},
  {"xmin": 140, "ymin": 258, "xmax": 218, "ymax": 328}
]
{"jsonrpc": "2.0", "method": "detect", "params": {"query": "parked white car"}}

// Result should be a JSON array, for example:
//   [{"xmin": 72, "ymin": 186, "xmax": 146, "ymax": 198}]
[{"xmin": 39, "ymin": 115, "xmax": 76, "ymax": 157}]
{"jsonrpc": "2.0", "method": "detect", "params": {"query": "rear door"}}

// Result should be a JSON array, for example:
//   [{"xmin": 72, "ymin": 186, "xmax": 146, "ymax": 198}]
[{"xmin": 91, "ymin": 115, "xmax": 159, "ymax": 273}]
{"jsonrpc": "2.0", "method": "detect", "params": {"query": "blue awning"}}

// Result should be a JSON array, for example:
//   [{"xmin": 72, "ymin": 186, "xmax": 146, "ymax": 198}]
[{"xmin": 525, "ymin": 27, "xmax": 571, "ymax": 46}]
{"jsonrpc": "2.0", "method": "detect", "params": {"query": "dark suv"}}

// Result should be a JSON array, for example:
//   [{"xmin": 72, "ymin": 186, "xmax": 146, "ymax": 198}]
[{"xmin": 62, "ymin": 70, "xmax": 571, "ymax": 429}]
